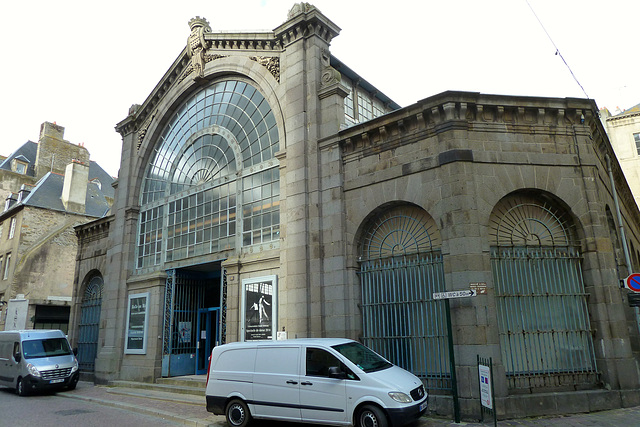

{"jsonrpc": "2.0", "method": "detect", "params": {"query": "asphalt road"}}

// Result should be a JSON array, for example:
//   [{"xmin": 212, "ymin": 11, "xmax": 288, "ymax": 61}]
[{"xmin": 0, "ymin": 386, "xmax": 178, "ymax": 427}]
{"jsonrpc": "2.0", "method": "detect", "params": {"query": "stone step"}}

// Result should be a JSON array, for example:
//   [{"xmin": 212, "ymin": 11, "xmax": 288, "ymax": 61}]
[
  {"xmin": 105, "ymin": 386, "xmax": 206, "ymax": 405},
  {"xmin": 156, "ymin": 375, "xmax": 208, "ymax": 389},
  {"xmin": 108, "ymin": 380, "xmax": 205, "ymax": 397}
]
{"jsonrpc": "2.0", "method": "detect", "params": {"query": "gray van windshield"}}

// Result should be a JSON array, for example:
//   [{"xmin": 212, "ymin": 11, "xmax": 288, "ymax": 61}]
[
  {"xmin": 332, "ymin": 342, "xmax": 392, "ymax": 373},
  {"xmin": 22, "ymin": 338, "xmax": 72, "ymax": 359}
]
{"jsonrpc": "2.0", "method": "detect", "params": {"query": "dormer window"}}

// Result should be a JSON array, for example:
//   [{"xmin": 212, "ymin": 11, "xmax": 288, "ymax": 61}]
[{"xmin": 11, "ymin": 156, "xmax": 29, "ymax": 175}]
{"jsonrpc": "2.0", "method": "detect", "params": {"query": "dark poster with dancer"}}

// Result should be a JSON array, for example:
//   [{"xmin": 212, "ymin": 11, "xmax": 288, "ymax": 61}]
[{"xmin": 243, "ymin": 276, "xmax": 276, "ymax": 341}]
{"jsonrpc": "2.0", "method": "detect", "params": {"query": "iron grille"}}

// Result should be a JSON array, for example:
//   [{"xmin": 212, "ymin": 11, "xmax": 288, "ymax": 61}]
[{"xmin": 492, "ymin": 246, "xmax": 598, "ymax": 389}]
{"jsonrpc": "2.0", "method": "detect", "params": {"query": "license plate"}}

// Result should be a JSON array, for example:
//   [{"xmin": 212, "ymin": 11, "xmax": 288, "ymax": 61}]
[
  {"xmin": 50, "ymin": 379, "xmax": 64, "ymax": 384},
  {"xmin": 419, "ymin": 401, "xmax": 428, "ymax": 412}
]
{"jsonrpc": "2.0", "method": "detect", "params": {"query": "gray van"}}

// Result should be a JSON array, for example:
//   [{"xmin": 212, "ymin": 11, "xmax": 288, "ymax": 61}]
[{"xmin": 0, "ymin": 329, "xmax": 79, "ymax": 396}]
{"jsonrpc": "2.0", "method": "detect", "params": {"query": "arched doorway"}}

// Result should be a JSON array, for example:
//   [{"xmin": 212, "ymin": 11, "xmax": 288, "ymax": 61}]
[
  {"xmin": 77, "ymin": 274, "xmax": 103, "ymax": 373},
  {"xmin": 358, "ymin": 204, "xmax": 451, "ymax": 391},
  {"xmin": 489, "ymin": 192, "xmax": 597, "ymax": 390}
]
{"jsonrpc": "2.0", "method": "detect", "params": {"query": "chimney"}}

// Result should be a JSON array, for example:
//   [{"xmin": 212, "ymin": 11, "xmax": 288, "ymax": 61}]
[{"xmin": 61, "ymin": 160, "xmax": 89, "ymax": 213}]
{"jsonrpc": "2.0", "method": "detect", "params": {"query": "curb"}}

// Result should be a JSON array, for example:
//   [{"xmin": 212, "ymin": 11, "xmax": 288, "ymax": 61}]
[{"xmin": 58, "ymin": 392, "xmax": 222, "ymax": 427}]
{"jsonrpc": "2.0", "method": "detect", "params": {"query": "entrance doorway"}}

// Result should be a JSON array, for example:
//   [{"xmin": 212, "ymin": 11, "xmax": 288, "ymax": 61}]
[
  {"xmin": 196, "ymin": 308, "xmax": 220, "ymax": 374},
  {"xmin": 162, "ymin": 262, "xmax": 224, "ymax": 377}
]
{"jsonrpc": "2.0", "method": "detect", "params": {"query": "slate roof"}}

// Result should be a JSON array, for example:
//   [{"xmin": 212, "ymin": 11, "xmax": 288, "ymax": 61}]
[
  {"xmin": 6, "ymin": 172, "xmax": 111, "ymax": 218},
  {"xmin": 88, "ymin": 160, "xmax": 115, "ymax": 199},
  {"xmin": 0, "ymin": 141, "xmax": 37, "ymax": 176},
  {"xmin": 612, "ymin": 103, "xmax": 640, "ymax": 117}
]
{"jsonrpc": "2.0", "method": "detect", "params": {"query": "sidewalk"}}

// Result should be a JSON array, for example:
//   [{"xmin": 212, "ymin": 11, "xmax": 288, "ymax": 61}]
[{"xmin": 60, "ymin": 381, "xmax": 640, "ymax": 427}]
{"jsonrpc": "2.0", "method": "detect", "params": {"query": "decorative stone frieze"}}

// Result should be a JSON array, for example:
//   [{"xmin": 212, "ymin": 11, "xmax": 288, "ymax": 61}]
[
  {"xmin": 137, "ymin": 111, "xmax": 155, "ymax": 150},
  {"xmin": 249, "ymin": 56, "xmax": 280, "ymax": 82}
]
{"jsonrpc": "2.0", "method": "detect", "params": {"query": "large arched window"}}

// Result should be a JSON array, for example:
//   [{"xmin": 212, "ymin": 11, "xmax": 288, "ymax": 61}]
[
  {"xmin": 489, "ymin": 192, "xmax": 597, "ymax": 389},
  {"xmin": 137, "ymin": 79, "xmax": 280, "ymax": 268},
  {"xmin": 358, "ymin": 204, "xmax": 451, "ymax": 392}
]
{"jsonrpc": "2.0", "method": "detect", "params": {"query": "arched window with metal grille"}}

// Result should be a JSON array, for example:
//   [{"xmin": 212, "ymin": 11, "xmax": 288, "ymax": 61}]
[
  {"xmin": 489, "ymin": 192, "xmax": 597, "ymax": 390},
  {"xmin": 77, "ymin": 274, "xmax": 103, "ymax": 373},
  {"xmin": 358, "ymin": 204, "xmax": 451, "ymax": 392}
]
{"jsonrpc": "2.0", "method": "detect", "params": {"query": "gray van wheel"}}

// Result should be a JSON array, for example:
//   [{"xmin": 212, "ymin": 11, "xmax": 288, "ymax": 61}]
[
  {"xmin": 357, "ymin": 405, "xmax": 388, "ymax": 427},
  {"xmin": 16, "ymin": 378, "xmax": 27, "ymax": 396},
  {"xmin": 225, "ymin": 398, "xmax": 251, "ymax": 427}
]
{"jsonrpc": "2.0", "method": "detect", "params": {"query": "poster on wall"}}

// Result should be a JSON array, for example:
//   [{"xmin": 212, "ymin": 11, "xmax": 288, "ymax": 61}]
[
  {"xmin": 241, "ymin": 275, "xmax": 277, "ymax": 341},
  {"xmin": 125, "ymin": 292, "xmax": 149, "ymax": 354}
]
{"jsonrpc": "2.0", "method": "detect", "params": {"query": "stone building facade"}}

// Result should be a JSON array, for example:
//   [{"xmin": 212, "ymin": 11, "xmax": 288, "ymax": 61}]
[
  {"xmin": 71, "ymin": 3, "xmax": 640, "ymax": 421},
  {"xmin": 602, "ymin": 104, "xmax": 640, "ymax": 212},
  {"xmin": 0, "ymin": 122, "xmax": 114, "ymax": 334}
]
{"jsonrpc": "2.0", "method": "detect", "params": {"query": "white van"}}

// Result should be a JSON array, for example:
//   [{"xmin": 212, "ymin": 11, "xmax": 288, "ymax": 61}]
[
  {"xmin": 0, "ymin": 329, "xmax": 79, "ymax": 396},
  {"xmin": 205, "ymin": 338, "xmax": 427, "ymax": 427}
]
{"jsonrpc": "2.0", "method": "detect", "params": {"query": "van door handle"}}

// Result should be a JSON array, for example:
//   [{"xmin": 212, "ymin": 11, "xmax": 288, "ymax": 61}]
[
  {"xmin": 301, "ymin": 381, "xmax": 313, "ymax": 386},
  {"xmin": 286, "ymin": 380, "xmax": 298, "ymax": 385}
]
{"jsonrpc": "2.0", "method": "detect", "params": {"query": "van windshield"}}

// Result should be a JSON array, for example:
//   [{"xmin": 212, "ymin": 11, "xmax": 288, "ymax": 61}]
[
  {"xmin": 332, "ymin": 342, "xmax": 392, "ymax": 373},
  {"xmin": 22, "ymin": 338, "xmax": 72, "ymax": 359}
]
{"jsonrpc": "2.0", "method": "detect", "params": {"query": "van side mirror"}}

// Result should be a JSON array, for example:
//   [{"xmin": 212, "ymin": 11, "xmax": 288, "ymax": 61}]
[
  {"xmin": 14, "ymin": 353, "xmax": 21, "ymax": 363},
  {"xmin": 73, "ymin": 348, "xmax": 78, "ymax": 356},
  {"xmin": 328, "ymin": 366, "xmax": 346, "ymax": 379}
]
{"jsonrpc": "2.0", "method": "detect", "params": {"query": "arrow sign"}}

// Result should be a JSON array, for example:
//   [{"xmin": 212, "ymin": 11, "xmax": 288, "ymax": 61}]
[
  {"xmin": 433, "ymin": 290, "xmax": 477, "ymax": 300},
  {"xmin": 626, "ymin": 273, "xmax": 640, "ymax": 293}
]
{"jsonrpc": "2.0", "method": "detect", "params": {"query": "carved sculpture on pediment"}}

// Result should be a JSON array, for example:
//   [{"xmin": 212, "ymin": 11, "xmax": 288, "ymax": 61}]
[
  {"xmin": 287, "ymin": 2, "xmax": 316, "ymax": 20},
  {"xmin": 187, "ymin": 16, "xmax": 212, "ymax": 80}
]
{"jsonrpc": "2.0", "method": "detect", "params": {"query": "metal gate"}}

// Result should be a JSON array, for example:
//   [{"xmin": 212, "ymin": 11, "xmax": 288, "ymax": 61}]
[
  {"xmin": 163, "ymin": 269, "xmax": 205, "ymax": 377},
  {"xmin": 358, "ymin": 205, "xmax": 451, "ymax": 392},
  {"xmin": 77, "ymin": 275, "xmax": 103, "ymax": 372},
  {"xmin": 163, "ymin": 268, "xmax": 223, "ymax": 377},
  {"xmin": 490, "ymin": 196, "xmax": 598, "ymax": 390}
]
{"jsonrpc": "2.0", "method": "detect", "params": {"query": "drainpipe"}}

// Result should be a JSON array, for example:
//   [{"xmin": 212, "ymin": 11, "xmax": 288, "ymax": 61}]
[{"xmin": 606, "ymin": 154, "xmax": 633, "ymax": 278}]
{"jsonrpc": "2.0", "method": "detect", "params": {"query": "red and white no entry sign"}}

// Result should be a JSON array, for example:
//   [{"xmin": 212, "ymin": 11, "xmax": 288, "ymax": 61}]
[{"xmin": 626, "ymin": 273, "xmax": 640, "ymax": 292}]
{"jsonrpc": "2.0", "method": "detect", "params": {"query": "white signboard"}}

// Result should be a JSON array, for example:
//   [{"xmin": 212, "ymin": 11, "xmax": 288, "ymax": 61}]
[
  {"xmin": 433, "ymin": 290, "xmax": 477, "ymax": 300},
  {"xmin": 479, "ymin": 364, "xmax": 492, "ymax": 409},
  {"xmin": 5, "ymin": 298, "xmax": 28, "ymax": 331}
]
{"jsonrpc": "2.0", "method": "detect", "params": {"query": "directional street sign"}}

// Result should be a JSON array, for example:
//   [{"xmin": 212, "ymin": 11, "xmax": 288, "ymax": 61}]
[
  {"xmin": 626, "ymin": 273, "xmax": 640, "ymax": 293},
  {"xmin": 433, "ymin": 290, "xmax": 477, "ymax": 300}
]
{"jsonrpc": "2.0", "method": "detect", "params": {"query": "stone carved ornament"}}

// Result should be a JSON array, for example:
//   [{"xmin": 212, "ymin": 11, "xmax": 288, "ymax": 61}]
[
  {"xmin": 187, "ymin": 16, "xmax": 212, "ymax": 79},
  {"xmin": 288, "ymin": 2, "xmax": 316, "ymax": 20},
  {"xmin": 320, "ymin": 48, "xmax": 340, "ymax": 88}
]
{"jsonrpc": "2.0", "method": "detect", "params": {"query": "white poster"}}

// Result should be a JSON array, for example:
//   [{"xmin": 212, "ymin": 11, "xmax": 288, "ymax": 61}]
[{"xmin": 479, "ymin": 364, "xmax": 492, "ymax": 409}]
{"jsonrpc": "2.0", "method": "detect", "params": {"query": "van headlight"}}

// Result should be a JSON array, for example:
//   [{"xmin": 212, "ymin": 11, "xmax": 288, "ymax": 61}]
[
  {"xmin": 71, "ymin": 359, "xmax": 79, "ymax": 374},
  {"xmin": 27, "ymin": 363, "xmax": 41, "ymax": 377},
  {"xmin": 388, "ymin": 392, "xmax": 412, "ymax": 403}
]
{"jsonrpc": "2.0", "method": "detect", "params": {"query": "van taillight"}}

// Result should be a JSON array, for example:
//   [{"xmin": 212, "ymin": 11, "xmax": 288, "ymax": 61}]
[{"xmin": 206, "ymin": 353, "xmax": 212, "ymax": 384}]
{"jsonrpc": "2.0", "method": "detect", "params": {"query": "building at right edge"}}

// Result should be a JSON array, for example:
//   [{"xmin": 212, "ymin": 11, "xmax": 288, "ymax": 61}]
[{"xmin": 70, "ymin": 4, "xmax": 640, "ymax": 421}]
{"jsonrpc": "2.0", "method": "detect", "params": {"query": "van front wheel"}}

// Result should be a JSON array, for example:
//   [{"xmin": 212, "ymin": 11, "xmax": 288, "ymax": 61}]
[
  {"xmin": 16, "ymin": 378, "xmax": 28, "ymax": 397},
  {"xmin": 357, "ymin": 404, "xmax": 388, "ymax": 427},
  {"xmin": 225, "ymin": 398, "xmax": 251, "ymax": 427}
]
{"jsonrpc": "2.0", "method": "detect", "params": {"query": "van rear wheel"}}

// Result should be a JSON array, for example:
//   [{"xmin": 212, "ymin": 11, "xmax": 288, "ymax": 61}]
[
  {"xmin": 357, "ymin": 404, "xmax": 388, "ymax": 427},
  {"xmin": 225, "ymin": 398, "xmax": 251, "ymax": 427}
]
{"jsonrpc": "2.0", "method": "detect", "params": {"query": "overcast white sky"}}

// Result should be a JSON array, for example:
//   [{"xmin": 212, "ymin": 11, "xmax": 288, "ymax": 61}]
[{"xmin": 1, "ymin": 0, "xmax": 639, "ymax": 177}]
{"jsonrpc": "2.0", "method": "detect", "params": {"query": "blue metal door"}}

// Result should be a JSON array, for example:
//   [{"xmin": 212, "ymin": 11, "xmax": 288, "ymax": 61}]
[
  {"xmin": 196, "ymin": 308, "xmax": 220, "ymax": 375},
  {"xmin": 77, "ymin": 275, "xmax": 103, "ymax": 372}
]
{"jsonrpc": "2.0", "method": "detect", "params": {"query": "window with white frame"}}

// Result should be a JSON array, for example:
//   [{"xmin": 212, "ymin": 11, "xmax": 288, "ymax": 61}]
[
  {"xmin": 634, "ymin": 133, "xmax": 640, "ymax": 156},
  {"xmin": 3, "ymin": 253, "xmax": 10, "ymax": 280},
  {"xmin": 8, "ymin": 217, "xmax": 16, "ymax": 239}
]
